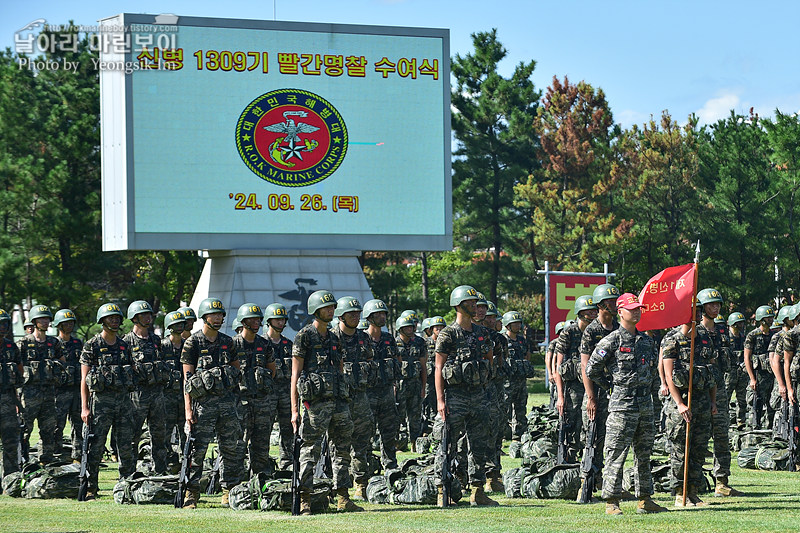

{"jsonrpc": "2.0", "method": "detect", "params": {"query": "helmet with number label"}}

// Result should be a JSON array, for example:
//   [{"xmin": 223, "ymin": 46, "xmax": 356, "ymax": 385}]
[
  {"xmin": 357, "ymin": 318, "xmax": 369, "ymax": 330},
  {"xmin": 555, "ymin": 321, "xmax": 567, "ymax": 336},
  {"xmin": 574, "ymin": 295, "xmax": 598, "ymax": 315},
  {"xmin": 0, "ymin": 309, "xmax": 10, "ymax": 323},
  {"xmin": 237, "ymin": 303, "xmax": 263, "ymax": 321},
  {"xmin": 264, "ymin": 303, "xmax": 288, "ymax": 321},
  {"xmin": 396, "ymin": 315, "xmax": 416, "ymax": 330},
  {"xmin": 363, "ymin": 299, "xmax": 389, "ymax": 320},
  {"xmin": 449, "ymin": 285, "xmax": 479, "ymax": 307},
  {"xmin": 164, "ymin": 310, "xmax": 186, "ymax": 331},
  {"xmin": 96, "ymin": 302, "xmax": 124, "ymax": 324},
  {"xmin": 697, "ymin": 288, "xmax": 723, "ymax": 306},
  {"xmin": 198, "ymin": 298, "xmax": 226, "ymax": 319},
  {"xmin": 421, "ymin": 317, "xmax": 432, "ymax": 333},
  {"xmin": 430, "ymin": 316, "xmax": 446, "ymax": 328},
  {"xmin": 714, "ymin": 315, "xmax": 725, "ymax": 325},
  {"xmin": 592, "ymin": 284, "xmax": 620, "ymax": 305},
  {"xmin": 486, "ymin": 301, "xmax": 499, "ymax": 317},
  {"xmin": 400, "ymin": 309, "xmax": 420, "ymax": 324},
  {"xmin": 502, "ymin": 311, "xmax": 523, "ymax": 328},
  {"xmin": 127, "ymin": 300, "xmax": 154, "ymax": 320},
  {"xmin": 755, "ymin": 305, "xmax": 775, "ymax": 322},
  {"xmin": 29, "ymin": 305, "xmax": 53, "ymax": 322},
  {"xmin": 334, "ymin": 296, "xmax": 362, "ymax": 317},
  {"xmin": 475, "ymin": 293, "xmax": 488, "ymax": 308},
  {"xmin": 307, "ymin": 290, "xmax": 336, "ymax": 316},
  {"xmin": 53, "ymin": 308, "xmax": 77, "ymax": 327},
  {"xmin": 179, "ymin": 307, "xmax": 197, "ymax": 322},
  {"xmin": 727, "ymin": 312, "xmax": 746, "ymax": 326}
]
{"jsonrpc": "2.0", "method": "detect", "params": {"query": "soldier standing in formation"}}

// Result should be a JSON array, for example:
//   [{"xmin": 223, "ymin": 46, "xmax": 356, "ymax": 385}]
[
  {"xmin": 726, "ymin": 312, "xmax": 749, "ymax": 428},
  {"xmin": 53, "ymin": 309, "xmax": 83, "ymax": 462},
  {"xmin": 545, "ymin": 321, "xmax": 564, "ymax": 411},
  {"xmin": 502, "ymin": 309, "xmax": 531, "ymax": 441},
  {"xmin": 396, "ymin": 312, "xmax": 427, "ymax": 453},
  {"xmin": 483, "ymin": 301, "xmax": 506, "ymax": 493},
  {"xmin": 0, "ymin": 309, "xmax": 23, "ymax": 477},
  {"xmin": 161, "ymin": 310, "xmax": 187, "ymax": 466},
  {"xmin": 423, "ymin": 316, "xmax": 446, "ymax": 427},
  {"xmin": 263, "ymin": 303, "xmax": 294, "ymax": 470},
  {"xmin": 744, "ymin": 305, "xmax": 776, "ymax": 429},
  {"xmin": 586, "ymin": 293, "xmax": 666, "ymax": 515}
]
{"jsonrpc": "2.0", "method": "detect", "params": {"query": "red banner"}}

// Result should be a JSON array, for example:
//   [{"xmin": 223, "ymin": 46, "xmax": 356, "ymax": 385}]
[
  {"xmin": 548, "ymin": 274, "xmax": 607, "ymax": 340},
  {"xmin": 636, "ymin": 263, "xmax": 696, "ymax": 332}
]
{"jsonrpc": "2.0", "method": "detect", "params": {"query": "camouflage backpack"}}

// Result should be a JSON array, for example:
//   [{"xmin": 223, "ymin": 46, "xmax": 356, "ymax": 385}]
[
  {"xmin": 229, "ymin": 472, "xmax": 332, "ymax": 512},
  {"xmin": 113, "ymin": 473, "xmax": 179, "ymax": 504},
  {"xmin": 9, "ymin": 462, "xmax": 81, "ymax": 499},
  {"xmin": 738, "ymin": 442, "xmax": 794, "ymax": 471},
  {"xmin": 521, "ymin": 464, "xmax": 581, "ymax": 500}
]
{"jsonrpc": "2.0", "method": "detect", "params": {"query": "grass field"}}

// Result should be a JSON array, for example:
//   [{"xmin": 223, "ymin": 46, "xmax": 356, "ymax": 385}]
[{"xmin": 2, "ymin": 380, "xmax": 799, "ymax": 533}]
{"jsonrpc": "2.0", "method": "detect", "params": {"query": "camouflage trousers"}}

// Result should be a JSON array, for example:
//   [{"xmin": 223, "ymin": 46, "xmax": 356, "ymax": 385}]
[
  {"xmin": 710, "ymin": 384, "xmax": 731, "ymax": 478},
  {"xmin": 0, "ymin": 389, "xmax": 21, "ymax": 476},
  {"xmin": 484, "ymin": 379, "xmax": 505, "ymax": 477},
  {"xmin": 271, "ymin": 383, "xmax": 294, "ymax": 470},
  {"xmin": 725, "ymin": 366, "xmax": 748, "ymax": 427},
  {"xmin": 21, "ymin": 384, "xmax": 58, "ymax": 463},
  {"xmin": 87, "ymin": 389, "xmax": 136, "ymax": 491},
  {"xmin": 434, "ymin": 385, "xmax": 489, "ymax": 486},
  {"xmin": 131, "ymin": 385, "xmax": 168, "ymax": 474},
  {"xmin": 562, "ymin": 379, "xmax": 585, "ymax": 462},
  {"xmin": 505, "ymin": 377, "xmax": 528, "ymax": 439},
  {"xmin": 423, "ymin": 367, "xmax": 436, "ymax": 424},
  {"xmin": 397, "ymin": 378, "xmax": 423, "ymax": 444},
  {"xmin": 581, "ymin": 389, "xmax": 609, "ymax": 474},
  {"xmin": 188, "ymin": 392, "xmax": 244, "ymax": 492},
  {"xmin": 747, "ymin": 370, "xmax": 775, "ymax": 429},
  {"xmin": 366, "ymin": 385, "xmax": 398, "ymax": 469},
  {"xmin": 54, "ymin": 385, "xmax": 82, "ymax": 461},
  {"xmin": 602, "ymin": 403, "xmax": 655, "ymax": 500},
  {"xmin": 300, "ymin": 397, "xmax": 353, "ymax": 491},
  {"xmin": 162, "ymin": 387, "xmax": 185, "ymax": 465},
  {"xmin": 347, "ymin": 389, "xmax": 374, "ymax": 484},
  {"xmin": 666, "ymin": 389, "xmax": 712, "ymax": 490},
  {"xmin": 238, "ymin": 393, "xmax": 277, "ymax": 477}
]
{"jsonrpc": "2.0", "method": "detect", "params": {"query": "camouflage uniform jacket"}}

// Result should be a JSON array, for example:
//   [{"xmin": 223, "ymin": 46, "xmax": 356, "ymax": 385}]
[
  {"xmin": 435, "ymin": 322, "xmax": 492, "ymax": 390},
  {"xmin": 0, "ymin": 338, "xmax": 21, "ymax": 391},
  {"xmin": 123, "ymin": 331, "xmax": 165, "ymax": 388},
  {"xmin": 555, "ymin": 321, "xmax": 583, "ymax": 382},
  {"xmin": 59, "ymin": 337, "xmax": 83, "ymax": 387},
  {"xmin": 661, "ymin": 325, "xmax": 718, "ymax": 392},
  {"xmin": 396, "ymin": 334, "xmax": 425, "ymax": 381},
  {"xmin": 265, "ymin": 334, "xmax": 293, "ymax": 383},
  {"xmin": 233, "ymin": 333, "xmax": 275, "ymax": 398},
  {"xmin": 334, "ymin": 328, "xmax": 373, "ymax": 391},
  {"xmin": 18, "ymin": 334, "xmax": 64, "ymax": 386},
  {"xmin": 579, "ymin": 318, "xmax": 619, "ymax": 357},
  {"xmin": 745, "ymin": 327, "xmax": 773, "ymax": 373}
]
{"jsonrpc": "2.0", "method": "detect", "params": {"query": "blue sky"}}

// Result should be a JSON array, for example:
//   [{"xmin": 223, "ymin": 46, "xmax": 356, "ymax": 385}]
[{"xmin": 3, "ymin": 0, "xmax": 799, "ymax": 127}]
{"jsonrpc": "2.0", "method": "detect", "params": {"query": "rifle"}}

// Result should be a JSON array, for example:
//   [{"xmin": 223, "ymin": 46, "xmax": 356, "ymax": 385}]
[
  {"xmin": 780, "ymin": 398, "xmax": 790, "ymax": 441},
  {"xmin": 788, "ymin": 401, "xmax": 797, "ymax": 471},
  {"xmin": 174, "ymin": 408, "xmax": 195, "ymax": 508},
  {"xmin": 440, "ymin": 390, "xmax": 455, "ymax": 508},
  {"xmin": 313, "ymin": 433, "xmax": 332, "ymax": 479},
  {"xmin": 77, "ymin": 412, "xmax": 94, "ymax": 501},
  {"xmin": 577, "ymin": 417, "xmax": 599, "ymax": 504},
  {"xmin": 556, "ymin": 414, "xmax": 567, "ymax": 465},
  {"xmin": 205, "ymin": 447, "xmax": 222, "ymax": 495},
  {"xmin": 752, "ymin": 387, "xmax": 762, "ymax": 430},
  {"xmin": 13, "ymin": 392, "xmax": 29, "ymax": 468},
  {"xmin": 291, "ymin": 430, "xmax": 303, "ymax": 516}
]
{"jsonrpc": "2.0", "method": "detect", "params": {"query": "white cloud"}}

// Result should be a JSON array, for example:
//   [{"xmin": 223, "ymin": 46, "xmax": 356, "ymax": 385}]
[
  {"xmin": 616, "ymin": 109, "xmax": 650, "ymax": 128},
  {"xmin": 696, "ymin": 93, "xmax": 740, "ymax": 125}
]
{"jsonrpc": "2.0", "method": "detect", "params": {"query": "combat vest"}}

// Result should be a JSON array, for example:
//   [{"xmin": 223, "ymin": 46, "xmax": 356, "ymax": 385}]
[
  {"xmin": 504, "ymin": 331, "xmax": 534, "ymax": 379},
  {"xmin": 124, "ymin": 331, "xmax": 167, "ymax": 388},
  {"xmin": 367, "ymin": 331, "xmax": 399, "ymax": 388},
  {"xmin": 335, "ymin": 328, "xmax": 372, "ymax": 392},
  {"xmin": 554, "ymin": 322, "xmax": 583, "ymax": 382},
  {"xmin": 438, "ymin": 323, "xmax": 491, "ymax": 389},
  {"xmin": 708, "ymin": 322, "xmax": 731, "ymax": 384},
  {"xmin": 586, "ymin": 328, "xmax": 656, "ymax": 412},
  {"xmin": 82, "ymin": 335, "xmax": 134, "ymax": 393},
  {"xmin": 59, "ymin": 337, "xmax": 83, "ymax": 387},
  {"xmin": 0, "ymin": 339, "xmax": 22, "ymax": 390},
  {"xmin": 233, "ymin": 333, "xmax": 275, "ymax": 398},
  {"xmin": 664, "ymin": 326, "xmax": 718, "ymax": 392},
  {"xmin": 745, "ymin": 328, "xmax": 772, "ymax": 373},
  {"xmin": 266, "ymin": 334, "xmax": 293, "ymax": 384},
  {"xmin": 182, "ymin": 331, "xmax": 239, "ymax": 401},
  {"xmin": 18, "ymin": 334, "xmax": 64, "ymax": 387},
  {"xmin": 396, "ymin": 334, "xmax": 424, "ymax": 381},
  {"xmin": 160, "ymin": 337, "xmax": 184, "ymax": 391},
  {"xmin": 294, "ymin": 324, "xmax": 347, "ymax": 402}
]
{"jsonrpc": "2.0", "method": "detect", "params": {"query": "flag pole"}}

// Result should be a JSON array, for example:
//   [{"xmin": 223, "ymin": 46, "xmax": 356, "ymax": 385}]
[{"xmin": 682, "ymin": 240, "xmax": 701, "ymax": 505}]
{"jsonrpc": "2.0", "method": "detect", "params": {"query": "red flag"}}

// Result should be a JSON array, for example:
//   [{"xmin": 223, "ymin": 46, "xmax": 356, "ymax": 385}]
[{"xmin": 636, "ymin": 263, "xmax": 696, "ymax": 332}]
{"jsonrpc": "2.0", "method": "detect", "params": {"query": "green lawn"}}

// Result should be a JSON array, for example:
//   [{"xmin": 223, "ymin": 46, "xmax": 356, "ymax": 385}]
[{"xmin": 2, "ymin": 380, "xmax": 799, "ymax": 533}]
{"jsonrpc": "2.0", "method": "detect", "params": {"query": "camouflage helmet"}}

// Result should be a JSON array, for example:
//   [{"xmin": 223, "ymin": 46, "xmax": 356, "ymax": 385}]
[
  {"xmin": 362, "ymin": 299, "xmax": 389, "ymax": 319},
  {"xmin": 0, "ymin": 309, "xmax": 10, "ymax": 323},
  {"xmin": 232, "ymin": 317, "xmax": 243, "ymax": 332},
  {"xmin": 334, "ymin": 296, "xmax": 362, "ymax": 318},
  {"xmin": 307, "ymin": 290, "xmax": 336, "ymax": 316},
  {"xmin": 502, "ymin": 311, "xmax": 523, "ymax": 328},
  {"xmin": 755, "ymin": 305, "xmax": 775, "ymax": 322},
  {"xmin": 357, "ymin": 318, "xmax": 369, "ymax": 330},
  {"xmin": 96, "ymin": 302, "xmax": 124, "ymax": 324},
  {"xmin": 555, "ymin": 321, "xmax": 567, "ymax": 336},
  {"xmin": 592, "ymin": 284, "xmax": 620, "ymax": 305},
  {"xmin": 395, "ymin": 315, "xmax": 416, "ymax": 330},
  {"xmin": 198, "ymin": 298, "xmax": 226, "ymax": 319},
  {"xmin": 449, "ymin": 285, "xmax": 479, "ymax": 307},
  {"xmin": 776, "ymin": 305, "xmax": 792, "ymax": 326},
  {"xmin": 29, "ymin": 304, "xmax": 53, "ymax": 322},
  {"xmin": 179, "ymin": 307, "xmax": 197, "ymax": 321},
  {"xmin": 127, "ymin": 300, "xmax": 154, "ymax": 320},
  {"xmin": 53, "ymin": 308, "xmax": 77, "ymax": 327},
  {"xmin": 264, "ymin": 303, "xmax": 288, "ymax": 321},
  {"xmin": 237, "ymin": 303, "xmax": 263, "ymax": 321},
  {"xmin": 400, "ymin": 309, "xmax": 420, "ymax": 323},
  {"xmin": 727, "ymin": 312, "xmax": 746, "ymax": 326},
  {"xmin": 697, "ymin": 288, "xmax": 723, "ymax": 306},
  {"xmin": 486, "ymin": 301, "xmax": 499, "ymax": 317},
  {"xmin": 164, "ymin": 310, "xmax": 186, "ymax": 331},
  {"xmin": 574, "ymin": 295, "xmax": 598, "ymax": 315}
]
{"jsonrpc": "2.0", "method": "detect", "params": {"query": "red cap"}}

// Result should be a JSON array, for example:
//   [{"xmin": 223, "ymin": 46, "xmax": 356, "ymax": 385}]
[{"xmin": 617, "ymin": 292, "xmax": 642, "ymax": 310}]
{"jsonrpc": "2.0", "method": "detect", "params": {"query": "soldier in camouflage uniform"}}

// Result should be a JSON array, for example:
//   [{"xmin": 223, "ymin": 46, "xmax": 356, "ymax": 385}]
[
  {"xmin": 770, "ymin": 305, "xmax": 794, "ymax": 438},
  {"xmin": 263, "ymin": 303, "xmax": 294, "ymax": 470},
  {"xmin": 726, "ymin": 312, "xmax": 749, "ymax": 428},
  {"xmin": 53, "ymin": 309, "xmax": 83, "ymax": 462},
  {"xmin": 662, "ymin": 302, "xmax": 719, "ymax": 507},
  {"xmin": 179, "ymin": 307, "xmax": 197, "ymax": 340},
  {"xmin": 555, "ymin": 295, "xmax": 597, "ymax": 463},
  {"xmin": 579, "ymin": 283, "xmax": 620, "ymax": 493},
  {"xmin": 123, "ymin": 300, "xmax": 168, "ymax": 475},
  {"xmin": 180, "ymin": 298, "xmax": 245, "ymax": 508},
  {"xmin": 291, "ymin": 290, "xmax": 362, "ymax": 515},
  {"xmin": 18, "ymin": 305, "xmax": 64, "ymax": 464},
  {"xmin": 80, "ymin": 303, "xmax": 136, "ymax": 499},
  {"xmin": 697, "ymin": 288, "xmax": 742, "ymax": 497},
  {"xmin": 160, "ymin": 310, "xmax": 186, "ymax": 467},
  {"xmin": 434, "ymin": 285, "xmax": 498, "ymax": 507},
  {"xmin": 331, "ymin": 296, "xmax": 374, "ymax": 500},
  {"xmin": 483, "ymin": 302, "xmax": 507, "ymax": 493},
  {"xmin": 232, "ymin": 303, "xmax": 276, "ymax": 478},
  {"xmin": 783, "ymin": 304, "xmax": 800, "ymax": 465},
  {"xmin": 363, "ymin": 298, "xmax": 400, "ymax": 471},
  {"xmin": 744, "ymin": 305, "xmax": 776, "ymax": 430},
  {"xmin": 502, "ymin": 309, "xmax": 533, "ymax": 441},
  {"xmin": 545, "ymin": 321, "xmax": 566, "ymax": 412},
  {"xmin": 423, "ymin": 317, "xmax": 446, "ymax": 430},
  {"xmin": 0, "ymin": 309, "xmax": 23, "ymax": 477},
  {"xmin": 396, "ymin": 313, "xmax": 427, "ymax": 454},
  {"xmin": 586, "ymin": 293, "xmax": 666, "ymax": 515}
]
